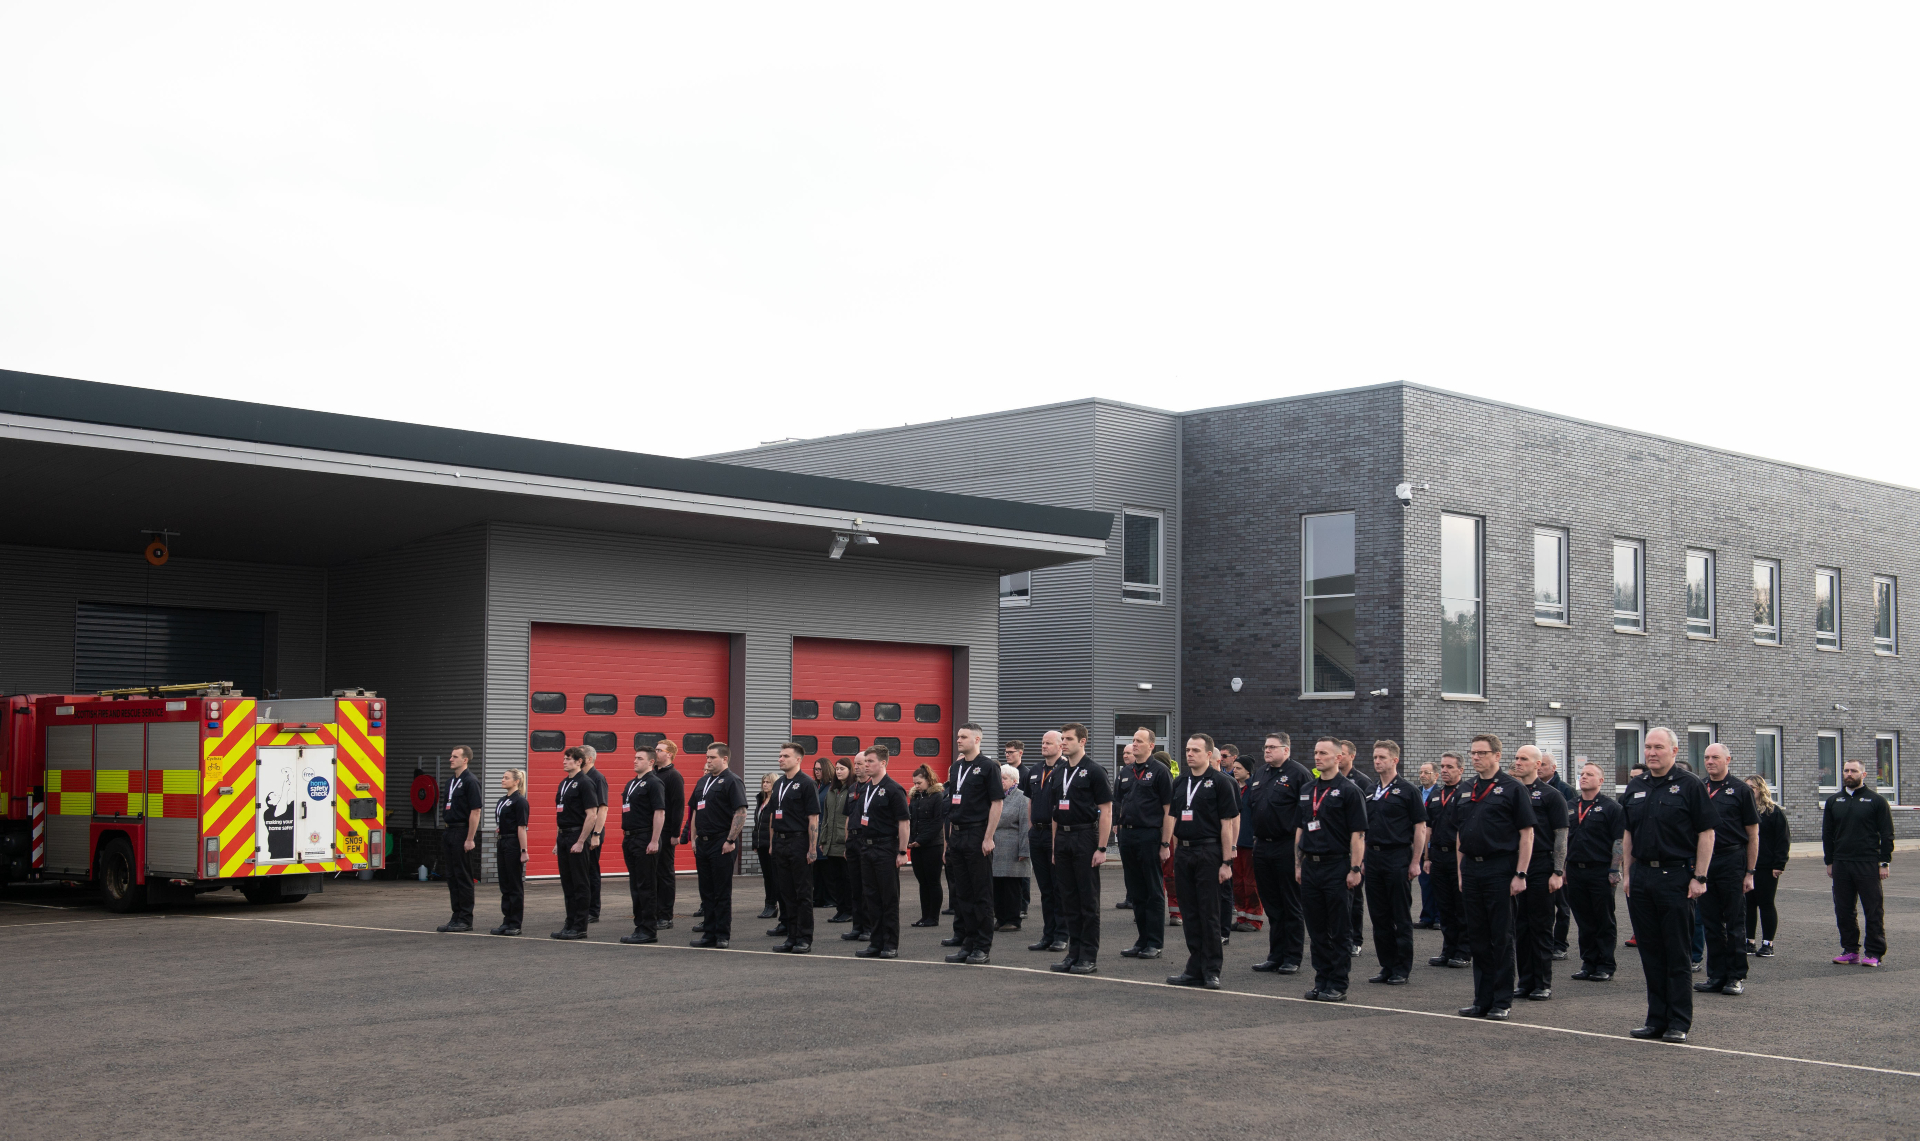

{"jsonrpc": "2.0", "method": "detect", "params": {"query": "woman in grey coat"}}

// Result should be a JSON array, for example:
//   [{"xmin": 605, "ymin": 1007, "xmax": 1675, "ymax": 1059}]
[{"xmin": 992, "ymin": 763, "xmax": 1032, "ymax": 931}]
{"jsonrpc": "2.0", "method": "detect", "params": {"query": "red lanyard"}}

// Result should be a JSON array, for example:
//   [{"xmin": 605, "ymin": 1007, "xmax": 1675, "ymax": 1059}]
[
  {"xmin": 1436, "ymin": 787, "xmax": 1456, "ymax": 811},
  {"xmin": 1467, "ymin": 778, "xmax": 1495, "ymax": 804},
  {"xmin": 1575, "ymin": 798, "xmax": 1598, "ymax": 826},
  {"xmin": 1310, "ymin": 783, "xmax": 1334, "ymax": 818}
]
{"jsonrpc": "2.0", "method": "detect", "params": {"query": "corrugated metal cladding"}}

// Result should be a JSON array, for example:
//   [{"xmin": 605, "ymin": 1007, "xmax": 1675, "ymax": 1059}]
[
  {"xmin": 74, "ymin": 601, "xmax": 269, "ymax": 695},
  {"xmin": 0, "ymin": 542, "xmax": 325, "ymax": 698},
  {"xmin": 482, "ymin": 522, "xmax": 999, "ymax": 879},
  {"xmin": 325, "ymin": 524, "xmax": 487, "ymax": 822},
  {"xmin": 709, "ymin": 400, "xmax": 1181, "ymax": 767},
  {"xmin": 791, "ymin": 637, "xmax": 954, "ymax": 787},
  {"xmin": 525, "ymin": 623, "xmax": 730, "ymax": 876}
]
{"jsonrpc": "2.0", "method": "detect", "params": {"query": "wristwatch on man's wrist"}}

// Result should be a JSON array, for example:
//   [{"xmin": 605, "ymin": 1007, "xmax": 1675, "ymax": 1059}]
[
  {"xmin": 1350, "ymin": 864, "xmax": 1363, "ymax": 873},
  {"xmin": 1692, "ymin": 874, "xmax": 1708, "ymax": 884}
]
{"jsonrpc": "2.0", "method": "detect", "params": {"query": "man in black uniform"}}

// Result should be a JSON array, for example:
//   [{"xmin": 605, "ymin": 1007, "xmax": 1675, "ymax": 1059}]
[
  {"xmin": 1116, "ymin": 727, "xmax": 1173, "ymax": 961},
  {"xmin": 1049, "ymin": 722, "xmax": 1113, "ymax": 974},
  {"xmin": 942, "ymin": 722, "xmax": 1005, "ymax": 964},
  {"xmin": 686, "ymin": 743, "xmax": 747, "ymax": 948},
  {"xmin": 1540, "ymin": 752, "xmax": 1577, "ymax": 956},
  {"xmin": 1512, "ymin": 745, "xmax": 1568, "ymax": 1001},
  {"xmin": 577, "ymin": 746, "xmax": 610, "ymax": 924},
  {"xmin": 768, "ymin": 742, "xmax": 821, "ymax": 953},
  {"xmin": 1296, "ymin": 737, "xmax": 1368, "ymax": 1002},
  {"xmin": 436, "ymin": 745, "xmax": 483, "ymax": 933},
  {"xmin": 1164, "ymin": 734, "xmax": 1240, "ymax": 989},
  {"xmin": 1247, "ymin": 732, "xmax": 1312, "ymax": 974},
  {"xmin": 1824, "ymin": 758, "xmax": 1896, "ymax": 966},
  {"xmin": 652, "ymin": 742, "xmax": 686, "ymax": 929},
  {"xmin": 1621, "ymin": 727, "xmax": 1715, "ymax": 1042},
  {"xmin": 841, "ymin": 763, "xmax": 873, "ymax": 945},
  {"xmin": 1566, "ymin": 760, "xmax": 1625, "ymax": 981},
  {"xmin": 617, "ymin": 750, "xmax": 666, "ymax": 946},
  {"xmin": 1423, "ymin": 752, "xmax": 1470, "ymax": 969},
  {"xmin": 850, "ymin": 745, "xmax": 913, "ymax": 959},
  {"xmin": 1338, "ymin": 741, "xmax": 1374, "ymax": 953},
  {"xmin": 551, "ymin": 748, "xmax": 599, "ymax": 939},
  {"xmin": 1363, "ymin": 740, "xmax": 1428, "ymax": 985},
  {"xmin": 1697, "ymin": 742, "xmax": 1759, "ymax": 995},
  {"xmin": 1022, "ymin": 730, "xmax": 1067, "ymax": 953},
  {"xmin": 1453, "ymin": 733, "xmax": 1535, "ymax": 1019}
]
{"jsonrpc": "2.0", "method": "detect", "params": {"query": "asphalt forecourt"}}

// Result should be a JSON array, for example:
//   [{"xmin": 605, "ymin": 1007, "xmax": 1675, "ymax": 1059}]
[{"xmin": 2, "ymin": 862, "xmax": 1913, "ymax": 1141}]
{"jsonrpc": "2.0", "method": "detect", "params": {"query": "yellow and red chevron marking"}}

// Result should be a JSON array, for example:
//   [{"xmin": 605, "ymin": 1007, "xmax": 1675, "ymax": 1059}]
[
  {"xmin": 45, "ymin": 769, "xmax": 93, "ymax": 815},
  {"xmin": 202, "ymin": 699, "xmax": 258, "ymax": 878},
  {"xmin": 333, "ymin": 700, "xmax": 386, "ymax": 868}
]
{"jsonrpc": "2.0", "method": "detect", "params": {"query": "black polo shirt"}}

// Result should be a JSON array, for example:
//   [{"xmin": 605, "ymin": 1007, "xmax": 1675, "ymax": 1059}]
[
  {"xmin": 1022, "ymin": 761, "xmax": 1061, "ymax": 829},
  {"xmin": 1050, "ymin": 758, "xmax": 1112, "ymax": 827},
  {"xmin": 582, "ymin": 767, "xmax": 610, "ymax": 831},
  {"xmin": 1703, "ymin": 775, "xmax": 1760, "ymax": 854},
  {"xmin": 1298, "ymin": 775, "xmax": 1367, "ymax": 856},
  {"xmin": 1567, "ymin": 794, "xmax": 1625, "ymax": 864},
  {"xmin": 621, "ymin": 771, "xmax": 666, "ymax": 842},
  {"xmin": 1455, "ymin": 772, "xmax": 1536, "ymax": 858},
  {"xmin": 443, "ymin": 768, "xmax": 483, "ymax": 827},
  {"xmin": 1170, "ymin": 767, "xmax": 1240, "ymax": 843},
  {"xmin": 1364, "ymin": 775, "xmax": 1428, "ymax": 847},
  {"xmin": 1522, "ymin": 780, "xmax": 1568, "ymax": 871},
  {"xmin": 769, "ymin": 771, "xmax": 821, "ymax": 834},
  {"xmin": 494, "ymin": 792, "xmax": 528, "ymax": 837},
  {"xmin": 1621, "ymin": 766, "xmax": 1714, "ymax": 863},
  {"xmin": 688, "ymin": 770, "xmax": 747, "ymax": 837},
  {"xmin": 1116, "ymin": 759, "xmax": 1174, "ymax": 829},
  {"xmin": 1346, "ymin": 768, "xmax": 1377, "ymax": 795},
  {"xmin": 1244, "ymin": 759, "xmax": 1313, "ymax": 842},
  {"xmin": 852, "ymin": 776, "xmax": 912, "ymax": 844},
  {"xmin": 554, "ymin": 775, "xmax": 591, "ymax": 832},
  {"xmin": 945, "ymin": 755, "xmax": 1004, "ymax": 830},
  {"xmin": 1426, "ymin": 782, "xmax": 1465, "ymax": 850},
  {"xmin": 656, "ymin": 764, "xmax": 686, "ymax": 838}
]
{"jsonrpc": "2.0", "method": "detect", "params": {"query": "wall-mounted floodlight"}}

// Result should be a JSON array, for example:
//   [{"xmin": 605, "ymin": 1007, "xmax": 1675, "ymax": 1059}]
[
  {"xmin": 828, "ymin": 531, "xmax": 879, "ymax": 560},
  {"xmin": 1369, "ymin": 687, "xmax": 1390, "ymax": 697},
  {"xmin": 1230, "ymin": 677, "xmax": 1243, "ymax": 693}
]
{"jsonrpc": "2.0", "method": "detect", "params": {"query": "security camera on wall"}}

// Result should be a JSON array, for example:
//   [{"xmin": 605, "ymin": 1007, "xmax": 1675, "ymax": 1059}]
[{"xmin": 1395, "ymin": 482, "xmax": 1414, "ymax": 507}]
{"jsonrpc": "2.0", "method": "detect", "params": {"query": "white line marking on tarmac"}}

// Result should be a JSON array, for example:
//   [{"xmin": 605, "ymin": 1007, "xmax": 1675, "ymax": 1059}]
[
  {"xmin": 0, "ymin": 900, "xmax": 85, "ymax": 910},
  {"xmin": 175, "ymin": 912, "xmax": 1920, "ymax": 1080},
  {"xmin": 0, "ymin": 915, "xmax": 166, "ymax": 929}
]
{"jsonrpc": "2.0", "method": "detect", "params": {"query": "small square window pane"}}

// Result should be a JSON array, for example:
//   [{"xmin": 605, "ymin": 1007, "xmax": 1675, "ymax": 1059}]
[
  {"xmin": 634, "ymin": 695, "xmax": 669, "ymax": 717},
  {"xmin": 683, "ymin": 733, "xmax": 715, "ymax": 754},
  {"xmin": 874, "ymin": 703, "xmax": 901, "ymax": 722},
  {"xmin": 913, "ymin": 738, "xmax": 941, "ymax": 757},
  {"xmin": 583, "ymin": 693, "xmax": 619, "ymax": 716},
  {"xmin": 913, "ymin": 703, "xmax": 942, "ymax": 723},
  {"xmin": 582, "ymin": 731, "xmax": 618, "ymax": 752},
  {"xmin": 634, "ymin": 731, "xmax": 666, "ymax": 751},
  {"xmin": 530, "ymin": 692, "xmax": 567, "ymax": 715},
  {"xmin": 1000, "ymin": 571, "xmax": 1031, "ymax": 607},
  {"xmin": 790, "ymin": 735, "xmax": 818, "ymax": 755},
  {"xmin": 1306, "ymin": 596, "xmax": 1357, "ymax": 694},
  {"xmin": 832, "ymin": 701, "xmax": 861, "ymax": 721},
  {"xmin": 530, "ymin": 730, "xmax": 566, "ymax": 752},
  {"xmin": 1304, "ymin": 514, "xmax": 1356, "ymax": 596},
  {"xmin": 830, "ymin": 736, "xmax": 861, "ymax": 756},
  {"xmin": 1123, "ymin": 512, "xmax": 1162, "ymax": 592},
  {"xmin": 683, "ymin": 697, "xmax": 716, "ymax": 719},
  {"xmin": 874, "ymin": 736, "xmax": 901, "ymax": 756},
  {"xmin": 791, "ymin": 700, "xmax": 819, "ymax": 721}
]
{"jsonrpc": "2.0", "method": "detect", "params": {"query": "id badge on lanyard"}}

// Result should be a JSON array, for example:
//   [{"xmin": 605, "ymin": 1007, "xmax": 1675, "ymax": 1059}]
[
  {"xmin": 1180, "ymin": 776, "xmax": 1200, "ymax": 822},
  {"xmin": 861, "ymin": 783, "xmax": 879, "ymax": 828},
  {"xmin": 952, "ymin": 764, "xmax": 968, "ymax": 806},
  {"xmin": 697, "ymin": 776, "xmax": 712, "ymax": 812},
  {"xmin": 1057, "ymin": 765, "xmax": 1080, "ymax": 812},
  {"xmin": 774, "ymin": 777, "xmax": 787, "ymax": 820}
]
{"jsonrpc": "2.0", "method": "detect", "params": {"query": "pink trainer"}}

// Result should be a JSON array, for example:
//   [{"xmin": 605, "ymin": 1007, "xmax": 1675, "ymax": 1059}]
[
  {"xmin": 1861, "ymin": 956, "xmax": 1882, "ymax": 967},
  {"xmin": 1833, "ymin": 951, "xmax": 1859, "ymax": 964}
]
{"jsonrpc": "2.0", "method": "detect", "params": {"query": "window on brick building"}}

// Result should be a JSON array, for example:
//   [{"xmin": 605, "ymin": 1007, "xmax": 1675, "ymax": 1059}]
[
  {"xmin": 1534, "ymin": 527, "xmax": 1568, "ymax": 624},
  {"xmin": 1754, "ymin": 727, "xmax": 1781, "ymax": 792},
  {"xmin": 1302, "ymin": 512, "xmax": 1356, "ymax": 696},
  {"xmin": 1814, "ymin": 568, "xmax": 1840, "ymax": 650},
  {"xmin": 1753, "ymin": 560, "xmax": 1780, "ymax": 644},
  {"xmin": 1874, "ymin": 576, "xmax": 1897, "ymax": 654},
  {"xmin": 1441, "ymin": 513, "xmax": 1483, "ymax": 697},
  {"xmin": 1686, "ymin": 550, "xmax": 1715, "ymax": 638},
  {"xmin": 1612, "ymin": 540, "xmax": 1644, "ymax": 632}
]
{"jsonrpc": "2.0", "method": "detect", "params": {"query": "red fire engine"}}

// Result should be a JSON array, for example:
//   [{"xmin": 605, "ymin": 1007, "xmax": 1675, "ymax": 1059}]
[{"xmin": 0, "ymin": 683, "xmax": 387, "ymax": 910}]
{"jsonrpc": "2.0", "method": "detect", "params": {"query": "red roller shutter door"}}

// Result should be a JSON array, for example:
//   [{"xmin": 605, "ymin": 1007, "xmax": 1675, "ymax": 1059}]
[
  {"xmin": 527, "ymin": 623, "xmax": 730, "ymax": 878},
  {"xmin": 791, "ymin": 638, "xmax": 953, "ymax": 789}
]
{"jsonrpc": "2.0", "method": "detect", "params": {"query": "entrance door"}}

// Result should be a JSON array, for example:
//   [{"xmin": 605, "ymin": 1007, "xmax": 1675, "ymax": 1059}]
[
  {"xmin": 1534, "ymin": 716, "xmax": 1570, "ymax": 777},
  {"xmin": 257, "ymin": 746, "xmax": 337, "ymax": 863}
]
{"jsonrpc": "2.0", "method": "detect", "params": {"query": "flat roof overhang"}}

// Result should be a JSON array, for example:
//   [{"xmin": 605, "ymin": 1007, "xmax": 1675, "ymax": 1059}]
[{"xmin": 0, "ymin": 372, "xmax": 1111, "ymax": 570}]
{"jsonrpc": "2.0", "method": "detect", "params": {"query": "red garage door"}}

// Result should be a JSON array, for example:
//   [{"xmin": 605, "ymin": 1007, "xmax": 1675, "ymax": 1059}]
[
  {"xmin": 791, "ymin": 638, "xmax": 953, "ymax": 789},
  {"xmin": 527, "ymin": 623, "xmax": 730, "ymax": 878}
]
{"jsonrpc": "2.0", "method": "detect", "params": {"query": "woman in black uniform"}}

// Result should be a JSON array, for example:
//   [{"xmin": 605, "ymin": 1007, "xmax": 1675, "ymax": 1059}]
[
  {"xmin": 754, "ymin": 772, "xmax": 781, "ymax": 924},
  {"xmin": 492, "ymin": 768, "xmax": 530, "ymax": 936},
  {"xmin": 908, "ymin": 764, "xmax": 947, "ymax": 926},
  {"xmin": 1745, "ymin": 775, "xmax": 1791, "ymax": 957}
]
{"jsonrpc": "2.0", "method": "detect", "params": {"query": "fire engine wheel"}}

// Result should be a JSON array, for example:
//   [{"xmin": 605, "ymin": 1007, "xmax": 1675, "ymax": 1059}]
[{"xmin": 96, "ymin": 838, "xmax": 146, "ymax": 913}]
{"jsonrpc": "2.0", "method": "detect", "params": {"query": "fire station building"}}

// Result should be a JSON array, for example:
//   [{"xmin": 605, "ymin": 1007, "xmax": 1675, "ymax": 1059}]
[{"xmin": 0, "ymin": 369, "xmax": 1111, "ymax": 880}]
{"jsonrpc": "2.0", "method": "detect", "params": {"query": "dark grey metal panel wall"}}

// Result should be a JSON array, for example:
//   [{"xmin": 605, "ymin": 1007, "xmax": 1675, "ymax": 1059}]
[
  {"xmin": 1400, "ymin": 384, "xmax": 1920, "ymax": 840},
  {"xmin": 1091, "ymin": 402, "xmax": 1183, "ymax": 762},
  {"xmin": 325, "ymin": 524, "xmax": 488, "ymax": 821},
  {"xmin": 74, "ymin": 602, "xmax": 268, "ymax": 695},
  {"xmin": 0, "ymin": 542, "xmax": 325, "ymax": 698}
]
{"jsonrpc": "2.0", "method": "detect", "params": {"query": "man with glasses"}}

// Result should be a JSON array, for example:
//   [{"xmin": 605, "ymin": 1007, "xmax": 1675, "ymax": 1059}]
[
  {"xmin": 1423, "ymin": 752, "xmax": 1470, "ymax": 969},
  {"xmin": 1621, "ymin": 727, "xmax": 1714, "ymax": 1042},
  {"xmin": 1453, "ymin": 734, "xmax": 1534, "ymax": 1020},
  {"xmin": 1247, "ymin": 732, "xmax": 1313, "ymax": 974}
]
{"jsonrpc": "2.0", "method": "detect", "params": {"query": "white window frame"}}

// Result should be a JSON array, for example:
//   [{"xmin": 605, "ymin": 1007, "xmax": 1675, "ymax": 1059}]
[
  {"xmin": 1752, "ymin": 559, "xmax": 1781, "ymax": 645},
  {"xmin": 1876, "ymin": 733, "xmax": 1899, "ymax": 802},
  {"xmin": 999, "ymin": 571, "xmax": 1031, "ymax": 608},
  {"xmin": 1686, "ymin": 724, "xmax": 1717, "ymax": 772},
  {"xmin": 1441, "ymin": 513, "xmax": 1485, "ymax": 699},
  {"xmin": 1534, "ymin": 527, "xmax": 1569, "ymax": 626},
  {"xmin": 1754, "ymin": 727, "xmax": 1782, "ymax": 798},
  {"xmin": 1817, "ymin": 729, "xmax": 1842, "ymax": 792},
  {"xmin": 1814, "ymin": 567, "xmax": 1841, "ymax": 651},
  {"xmin": 1613, "ymin": 720, "xmax": 1645, "ymax": 793},
  {"xmin": 1301, "ymin": 511, "xmax": 1357, "ymax": 698},
  {"xmin": 1685, "ymin": 550, "xmax": 1716, "ymax": 638},
  {"xmin": 1612, "ymin": 540, "xmax": 1645, "ymax": 634},
  {"xmin": 1874, "ymin": 575, "xmax": 1897, "ymax": 655},
  {"xmin": 1121, "ymin": 508, "xmax": 1164, "ymax": 605}
]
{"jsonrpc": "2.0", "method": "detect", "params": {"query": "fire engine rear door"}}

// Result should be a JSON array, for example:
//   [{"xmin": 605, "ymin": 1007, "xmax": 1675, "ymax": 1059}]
[{"xmin": 255, "ymin": 747, "xmax": 339, "ymax": 863}]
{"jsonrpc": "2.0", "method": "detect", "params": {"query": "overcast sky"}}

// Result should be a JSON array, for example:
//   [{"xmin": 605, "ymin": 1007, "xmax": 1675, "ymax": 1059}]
[{"xmin": 3, "ymin": 6, "xmax": 1915, "ymax": 485}]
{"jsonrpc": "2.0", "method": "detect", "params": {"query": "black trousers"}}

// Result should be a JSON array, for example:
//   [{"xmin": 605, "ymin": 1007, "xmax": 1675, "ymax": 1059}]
[
  {"xmin": 994, "ymin": 878, "xmax": 1025, "ymax": 926},
  {"xmin": 1833, "ymin": 860, "xmax": 1888, "ymax": 957},
  {"xmin": 1300, "ymin": 857, "xmax": 1353, "ymax": 995},
  {"xmin": 1252, "ymin": 841, "xmax": 1304, "ymax": 966},
  {"xmin": 1054, "ymin": 827, "xmax": 1102, "ymax": 963},
  {"xmin": 1746, "ymin": 869, "xmax": 1781, "ymax": 942},
  {"xmin": 770, "ymin": 833, "xmax": 814, "ymax": 943},
  {"xmin": 653, "ymin": 837, "xmax": 677, "ymax": 920},
  {"xmin": 859, "ymin": 841, "xmax": 901, "ymax": 950},
  {"xmin": 818, "ymin": 855, "xmax": 849, "ymax": 913},
  {"xmin": 947, "ymin": 827, "xmax": 994, "ymax": 952},
  {"xmin": 556, "ymin": 830, "xmax": 591, "ymax": 932},
  {"xmin": 442, "ymin": 828, "xmax": 476, "ymax": 924},
  {"xmin": 1363, "ymin": 846, "xmax": 1415, "ymax": 977},
  {"xmin": 757, "ymin": 846, "xmax": 778, "ymax": 910},
  {"xmin": 911, "ymin": 844, "xmax": 943, "ymax": 922},
  {"xmin": 1118, "ymin": 828, "xmax": 1166, "ymax": 951},
  {"xmin": 1349, "ymin": 876, "xmax": 1366, "ymax": 947},
  {"xmin": 1700, "ymin": 852, "xmax": 1749, "ymax": 983},
  {"xmin": 1514, "ymin": 864, "xmax": 1557, "ymax": 994},
  {"xmin": 1029, "ymin": 830, "xmax": 1061, "ymax": 943},
  {"xmin": 1566, "ymin": 863, "xmax": 1617, "ymax": 972},
  {"xmin": 1173, "ymin": 842, "xmax": 1225, "ymax": 979},
  {"xmin": 1429, "ymin": 853, "xmax": 1465, "ymax": 960},
  {"xmin": 1219, "ymin": 866, "xmax": 1234, "ymax": 932},
  {"xmin": 846, "ymin": 841, "xmax": 869, "ymax": 932},
  {"xmin": 1461, "ymin": 855, "xmax": 1518, "ymax": 1011},
  {"xmin": 692, "ymin": 835, "xmax": 735, "ymax": 939},
  {"xmin": 495, "ymin": 839, "xmax": 524, "ymax": 926},
  {"xmin": 622, "ymin": 841, "xmax": 658, "ymax": 936},
  {"xmin": 1553, "ymin": 885, "xmax": 1572, "ymax": 951},
  {"xmin": 587, "ymin": 838, "xmax": 603, "ymax": 918},
  {"xmin": 1626, "ymin": 863, "xmax": 1696, "ymax": 1032}
]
